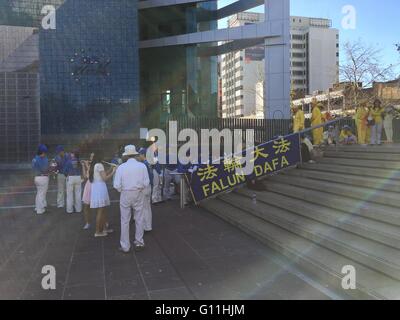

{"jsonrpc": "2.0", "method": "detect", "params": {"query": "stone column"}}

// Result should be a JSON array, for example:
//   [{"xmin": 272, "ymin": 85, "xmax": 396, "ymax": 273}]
[{"xmin": 264, "ymin": 0, "xmax": 291, "ymax": 119}]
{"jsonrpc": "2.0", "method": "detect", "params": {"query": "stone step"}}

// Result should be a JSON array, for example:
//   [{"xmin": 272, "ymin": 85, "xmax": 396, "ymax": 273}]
[
  {"xmin": 202, "ymin": 199, "xmax": 400, "ymax": 299},
  {"xmin": 220, "ymin": 192, "xmax": 400, "ymax": 280},
  {"xmin": 324, "ymin": 145, "xmax": 400, "ymax": 154},
  {"xmin": 285, "ymin": 169, "xmax": 400, "ymax": 193},
  {"xmin": 268, "ymin": 174, "xmax": 400, "ymax": 208},
  {"xmin": 237, "ymin": 188, "xmax": 400, "ymax": 250},
  {"xmin": 323, "ymin": 151, "xmax": 400, "ymax": 161},
  {"xmin": 262, "ymin": 181, "xmax": 400, "ymax": 227},
  {"xmin": 301, "ymin": 163, "xmax": 400, "ymax": 180},
  {"xmin": 318, "ymin": 157, "xmax": 400, "ymax": 170}
]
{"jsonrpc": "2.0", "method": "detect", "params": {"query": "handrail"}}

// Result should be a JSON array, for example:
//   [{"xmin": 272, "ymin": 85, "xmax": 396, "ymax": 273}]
[
  {"xmin": 297, "ymin": 117, "xmax": 349, "ymax": 135},
  {"xmin": 297, "ymin": 116, "xmax": 351, "ymax": 163}
]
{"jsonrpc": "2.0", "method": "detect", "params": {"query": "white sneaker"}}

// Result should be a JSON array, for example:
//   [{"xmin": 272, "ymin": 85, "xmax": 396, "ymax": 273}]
[
  {"xmin": 83, "ymin": 223, "xmax": 90, "ymax": 230},
  {"xmin": 118, "ymin": 247, "xmax": 130, "ymax": 254}
]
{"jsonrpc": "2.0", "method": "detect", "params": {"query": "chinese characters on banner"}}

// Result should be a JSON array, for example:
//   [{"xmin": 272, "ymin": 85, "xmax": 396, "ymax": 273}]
[{"xmin": 186, "ymin": 134, "xmax": 301, "ymax": 203}]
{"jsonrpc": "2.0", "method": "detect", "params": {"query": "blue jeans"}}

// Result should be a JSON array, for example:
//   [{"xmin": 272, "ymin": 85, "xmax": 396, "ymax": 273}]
[{"xmin": 370, "ymin": 123, "xmax": 383, "ymax": 145}]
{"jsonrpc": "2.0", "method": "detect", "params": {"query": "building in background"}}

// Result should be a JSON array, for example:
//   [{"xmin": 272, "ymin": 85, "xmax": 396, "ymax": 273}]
[
  {"xmin": 0, "ymin": 25, "xmax": 40, "ymax": 163},
  {"xmin": 221, "ymin": 13, "xmax": 339, "ymax": 118},
  {"xmin": 292, "ymin": 79, "xmax": 400, "ymax": 119}
]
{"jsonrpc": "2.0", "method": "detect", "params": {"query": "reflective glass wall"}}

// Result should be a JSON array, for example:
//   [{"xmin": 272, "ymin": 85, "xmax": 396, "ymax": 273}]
[
  {"xmin": 139, "ymin": 1, "xmax": 218, "ymax": 129},
  {"xmin": 40, "ymin": 0, "xmax": 139, "ymax": 137}
]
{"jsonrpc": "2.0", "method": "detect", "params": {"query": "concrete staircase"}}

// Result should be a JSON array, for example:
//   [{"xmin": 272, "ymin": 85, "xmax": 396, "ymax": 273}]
[{"xmin": 201, "ymin": 145, "xmax": 400, "ymax": 299}]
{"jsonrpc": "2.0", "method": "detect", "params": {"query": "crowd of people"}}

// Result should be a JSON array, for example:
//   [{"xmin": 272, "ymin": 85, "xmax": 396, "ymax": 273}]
[
  {"xmin": 31, "ymin": 143, "xmax": 189, "ymax": 252},
  {"xmin": 292, "ymin": 98, "xmax": 398, "ymax": 147},
  {"xmin": 30, "ymin": 99, "xmax": 397, "ymax": 250}
]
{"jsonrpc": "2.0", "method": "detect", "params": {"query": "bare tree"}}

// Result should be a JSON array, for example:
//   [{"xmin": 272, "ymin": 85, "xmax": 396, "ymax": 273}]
[{"xmin": 340, "ymin": 40, "xmax": 396, "ymax": 106}]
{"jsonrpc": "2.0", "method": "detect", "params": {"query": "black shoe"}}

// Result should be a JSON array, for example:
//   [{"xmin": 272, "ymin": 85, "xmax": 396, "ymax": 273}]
[{"xmin": 134, "ymin": 244, "xmax": 145, "ymax": 252}]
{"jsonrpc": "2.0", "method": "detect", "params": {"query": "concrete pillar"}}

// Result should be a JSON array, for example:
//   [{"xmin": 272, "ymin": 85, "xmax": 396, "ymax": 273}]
[{"xmin": 264, "ymin": 0, "xmax": 291, "ymax": 119}]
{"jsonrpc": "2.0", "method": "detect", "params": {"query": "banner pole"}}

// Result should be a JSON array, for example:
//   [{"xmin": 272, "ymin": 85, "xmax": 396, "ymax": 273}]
[
  {"xmin": 298, "ymin": 132, "xmax": 303, "ymax": 166},
  {"xmin": 180, "ymin": 175, "xmax": 185, "ymax": 209}
]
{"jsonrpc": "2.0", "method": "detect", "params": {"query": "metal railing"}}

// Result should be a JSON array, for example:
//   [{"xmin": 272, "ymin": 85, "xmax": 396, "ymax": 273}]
[
  {"xmin": 296, "ymin": 117, "xmax": 351, "ymax": 165},
  {"xmin": 178, "ymin": 116, "xmax": 354, "ymax": 208},
  {"xmin": 165, "ymin": 116, "xmax": 292, "ymax": 145}
]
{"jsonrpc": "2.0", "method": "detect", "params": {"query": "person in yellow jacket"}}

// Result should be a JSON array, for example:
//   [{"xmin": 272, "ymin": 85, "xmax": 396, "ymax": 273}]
[
  {"xmin": 311, "ymin": 100, "xmax": 324, "ymax": 145},
  {"xmin": 369, "ymin": 99, "xmax": 385, "ymax": 145},
  {"xmin": 355, "ymin": 102, "xmax": 369, "ymax": 145},
  {"xmin": 292, "ymin": 105, "xmax": 305, "ymax": 133}
]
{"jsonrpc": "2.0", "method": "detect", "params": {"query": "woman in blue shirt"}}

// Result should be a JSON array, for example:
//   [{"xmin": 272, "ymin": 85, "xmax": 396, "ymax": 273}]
[
  {"xmin": 32, "ymin": 144, "xmax": 49, "ymax": 214},
  {"xmin": 65, "ymin": 150, "xmax": 83, "ymax": 214}
]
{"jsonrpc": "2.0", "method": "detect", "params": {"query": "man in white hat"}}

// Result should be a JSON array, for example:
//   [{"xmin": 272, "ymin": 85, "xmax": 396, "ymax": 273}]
[{"xmin": 113, "ymin": 145, "xmax": 150, "ymax": 252}]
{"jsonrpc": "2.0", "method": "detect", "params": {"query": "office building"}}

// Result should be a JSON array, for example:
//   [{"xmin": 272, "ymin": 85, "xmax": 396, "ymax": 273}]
[{"xmin": 221, "ymin": 13, "xmax": 339, "ymax": 118}]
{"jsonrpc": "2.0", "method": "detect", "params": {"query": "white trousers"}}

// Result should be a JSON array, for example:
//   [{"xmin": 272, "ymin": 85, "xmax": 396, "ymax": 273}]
[
  {"xmin": 66, "ymin": 176, "xmax": 82, "ymax": 213},
  {"xmin": 152, "ymin": 169, "xmax": 162, "ymax": 203},
  {"xmin": 384, "ymin": 119, "xmax": 393, "ymax": 142},
  {"xmin": 34, "ymin": 176, "xmax": 49, "ymax": 214},
  {"xmin": 370, "ymin": 123, "xmax": 383, "ymax": 145},
  {"xmin": 57, "ymin": 174, "xmax": 66, "ymax": 208},
  {"xmin": 143, "ymin": 185, "xmax": 152, "ymax": 231},
  {"xmin": 120, "ymin": 190, "xmax": 145, "ymax": 251}
]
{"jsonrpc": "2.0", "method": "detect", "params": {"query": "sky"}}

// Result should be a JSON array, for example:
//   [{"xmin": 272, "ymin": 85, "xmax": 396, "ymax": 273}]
[{"xmin": 218, "ymin": 0, "xmax": 400, "ymax": 75}]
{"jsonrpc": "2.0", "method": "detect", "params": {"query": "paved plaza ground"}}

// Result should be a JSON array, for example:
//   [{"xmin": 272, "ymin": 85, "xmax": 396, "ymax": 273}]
[{"xmin": 0, "ymin": 173, "xmax": 341, "ymax": 300}]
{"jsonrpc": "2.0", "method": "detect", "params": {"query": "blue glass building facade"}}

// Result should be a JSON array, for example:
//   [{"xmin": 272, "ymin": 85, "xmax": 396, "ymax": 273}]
[
  {"xmin": 1, "ymin": 0, "xmax": 219, "ymax": 153},
  {"xmin": 139, "ymin": 2, "xmax": 218, "ymax": 129},
  {"xmin": 39, "ymin": 0, "xmax": 140, "ymax": 136}
]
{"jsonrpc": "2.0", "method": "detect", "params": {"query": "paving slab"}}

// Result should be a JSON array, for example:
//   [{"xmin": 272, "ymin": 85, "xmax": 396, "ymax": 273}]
[{"xmin": 0, "ymin": 175, "xmax": 339, "ymax": 300}]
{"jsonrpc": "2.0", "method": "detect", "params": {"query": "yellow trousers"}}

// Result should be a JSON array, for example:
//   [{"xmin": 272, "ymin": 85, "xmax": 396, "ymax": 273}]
[
  {"xmin": 312, "ymin": 127, "xmax": 324, "ymax": 145},
  {"xmin": 357, "ymin": 124, "xmax": 367, "ymax": 144},
  {"xmin": 366, "ymin": 127, "xmax": 371, "ymax": 144}
]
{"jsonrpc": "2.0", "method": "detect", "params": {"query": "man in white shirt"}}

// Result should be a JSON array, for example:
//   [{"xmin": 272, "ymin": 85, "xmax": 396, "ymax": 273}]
[{"xmin": 114, "ymin": 145, "xmax": 150, "ymax": 252}]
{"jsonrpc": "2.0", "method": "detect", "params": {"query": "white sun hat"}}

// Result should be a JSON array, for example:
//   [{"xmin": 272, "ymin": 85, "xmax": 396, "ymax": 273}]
[{"xmin": 122, "ymin": 145, "xmax": 139, "ymax": 157}]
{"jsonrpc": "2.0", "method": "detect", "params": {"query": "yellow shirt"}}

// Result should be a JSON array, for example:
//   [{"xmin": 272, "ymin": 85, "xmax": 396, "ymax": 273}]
[
  {"xmin": 311, "ymin": 106, "xmax": 322, "ymax": 125},
  {"xmin": 293, "ymin": 110, "xmax": 305, "ymax": 132},
  {"xmin": 370, "ymin": 108, "xmax": 384, "ymax": 124},
  {"xmin": 356, "ymin": 107, "xmax": 369, "ymax": 121},
  {"xmin": 356, "ymin": 107, "xmax": 369, "ymax": 126},
  {"xmin": 339, "ymin": 130, "xmax": 350, "ymax": 140}
]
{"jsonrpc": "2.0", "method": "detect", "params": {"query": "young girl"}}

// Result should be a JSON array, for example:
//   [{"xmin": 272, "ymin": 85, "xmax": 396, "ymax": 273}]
[
  {"xmin": 89, "ymin": 151, "xmax": 116, "ymax": 237},
  {"xmin": 81, "ymin": 152, "xmax": 94, "ymax": 229}
]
